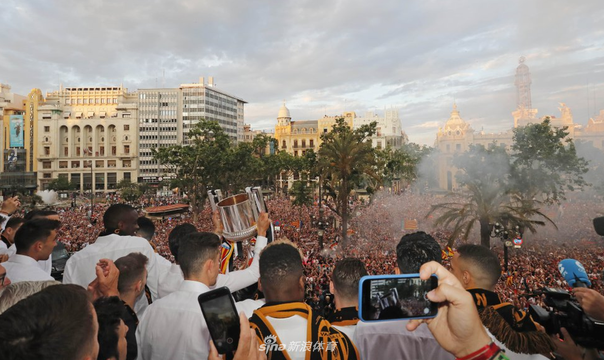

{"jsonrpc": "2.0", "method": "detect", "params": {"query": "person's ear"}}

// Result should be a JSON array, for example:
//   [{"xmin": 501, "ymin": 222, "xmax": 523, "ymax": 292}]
[
  {"xmin": 135, "ymin": 279, "xmax": 142, "ymax": 294},
  {"xmin": 329, "ymin": 281, "xmax": 335, "ymax": 294},
  {"xmin": 257, "ymin": 278, "xmax": 263, "ymax": 292},
  {"xmin": 462, "ymin": 270, "xmax": 471, "ymax": 286},
  {"xmin": 394, "ymin": 267, "xmax": 401, "ymax": 275}
]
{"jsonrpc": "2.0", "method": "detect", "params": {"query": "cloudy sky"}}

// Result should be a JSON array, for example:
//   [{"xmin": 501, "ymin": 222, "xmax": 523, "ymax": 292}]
[{"xmin": 2, "ymin": 0, "xmax": 604, "ymax": 144}]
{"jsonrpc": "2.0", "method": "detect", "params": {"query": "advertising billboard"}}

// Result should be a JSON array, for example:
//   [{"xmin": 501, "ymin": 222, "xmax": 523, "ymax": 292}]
[{"xmin": 9, "ymin": 115, "xmax": 24, "ymax": 147}]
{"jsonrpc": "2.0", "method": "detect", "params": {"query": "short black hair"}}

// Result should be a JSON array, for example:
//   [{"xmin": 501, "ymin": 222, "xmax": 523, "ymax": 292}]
[
  {"xmin": 396, "ymin": 231, "xmax": 442, "ymax": 274},
  {"xmin": 137, "ymin": 217, "xmax": 155, "ymax": 241},
  {"xmin": 178, "ymin": 232, "xmax": 221, "ymax": 278},
  {"xmin": 332, "ymin": 258, "xmax": 368, "ymax": 301},
  {"xmin": 24, "ymin": 209, "xmax": 58, "ymax": 221},
  {"xmin": 93, "ymin": 296, "xmax": 124, "ymax": 360},
  {"xmin": 259, "ymin": 242, "xmax": 303, "ymax": 292},
  {"xmin": 103, "ymin": 204, "xmax": 135, "ymax": 233},
  {"xmin": 4, "ymin": 216, "xmax": 25, "ymax": 230},
  {"xmin": 115, "ymin": 252, "xmax": 149, "ymax": 293},
  {"xmin": 457, "ymin": 244, "xmax": 502, "ymax": 288},
  {"xmin": 168, "ymin": 223, "xmax": 197, "ymax": 262},
  {"xmin": 0, "ymin": 284, "xmax": 95, "ymax": 360},
  {"xmin": 14, "ymin": 219, "xmax": 62, "ymax": 253}
]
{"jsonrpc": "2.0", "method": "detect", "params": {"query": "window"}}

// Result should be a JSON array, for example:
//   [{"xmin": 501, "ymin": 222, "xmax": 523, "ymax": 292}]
[
  {"xmin": 100, "ymin": 146, "xmax": 105, "ymax": 156},
  {"xmin": 76, "ymin": 147, "xmax": 81, "ymax": 156},
  {"xmin": 124, "ymin": 145, "xmax": 130, "ymax": 154},
  {"xmin": 108, "ymin": 160, "xmax": 116, "ymax": 168},
  {"xmin": 294, "ymin": 151, "xmax": 298, "ymax": 157},
  {"xmin": 293, "ymin": 140, "xmax": 298, "ymax": 148},
  {"xmin": 44, "ymin": 147, "xmax": 50, "ymax": 155},
  {"xmin": 377, "ymin": 141, "xmax": 382, "ymax": 149},
  {"xmin": 43, "ymin": 173, "xmax": 52, "ymax": 179},
  {"xmin": 456, "ymin": 144, "xmax": 461, "ymax": 151},
  {"xmin": 96, "ymin": 160, "xmax": 104, "ymax": 168},
  {"xmin": 59, "ymin": 161, "xmax": 68, "ymax": 169},
  {"xmin": 309, "ymin": 139, "xmax": 314, "ymax": 147},
  {"xmin": 44, "ymin": 126, "xmax": 50, "ymax": 132},
  {"xmin": 124, "ymin": 125, "xmax": 130, "ymax": 131},
  {"xmin": 123, "ymin": 172, "xmax": 131, "ymax": 181},
  {"xmin": 43, "ymin": 161, "xmax": 51, "ymax": 169},
  {"xmin": 282, "ymin": 140, "xmax": 286, "ymax": 149},
  {"xmin": 71, "ymin": 161, "xmax": 80, "ymax": 168},
  {"xmin": 123, "ymin": 160, "xmax": 131, "ymax": 167},
  {"xmin": 111, "ymin": 146, "xmax": 117, "ymax": 155},
  {"xmin": 301, "ymin": 140, "xmax": 306, "ymax": 148},
  {"xmin": 64, "ymin": 147, "xmax": 68, "ymax": 156}
]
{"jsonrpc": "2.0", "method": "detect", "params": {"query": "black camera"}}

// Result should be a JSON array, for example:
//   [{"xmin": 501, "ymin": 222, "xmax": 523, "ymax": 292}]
[{"xmin": 528, "ymin": 287, "xmax": 604, "ymax": 349}]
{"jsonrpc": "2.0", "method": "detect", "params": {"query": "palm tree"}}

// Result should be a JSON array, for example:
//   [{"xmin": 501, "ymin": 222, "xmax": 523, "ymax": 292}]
[
  {"xmin": 317, "ymin": 118, "xmax": 380, "ymax": 248},
  {"xmin": 428, "ymin": 180, "xmax": 555, "ymax": 248}
]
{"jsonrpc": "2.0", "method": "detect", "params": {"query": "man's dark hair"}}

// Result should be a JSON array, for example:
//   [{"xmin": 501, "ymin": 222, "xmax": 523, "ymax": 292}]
[
  {"xmin": 332, "ymin": 258, "xmax": 368, "ymax": 301},
  {"xmin": 4, "ymin": 216, "xmax": 25, "ymax": 230},
  {"xmin": 24, "ymin": 209, "xmax": 58, "ymax": 221},
  {"xmin": 396, "ymin": 231, "xmax": 442, "ymax": 274},
  {"xmin": 115, "ymin": 252, "xmax": 149, "ymax": 294},
  {"xmin": 103, "ymin": 204, "xmax": 135, "ymax": 233},
  {"xmin": 457, "ymin": 244, "xmax": 502, "ymax": 288},
  {"xmin": 14, "ymin": 219, "xmax": 61, "ymax": 253},
  {"xmin": 0, "ymin": 284, "xmax": 95, "ymax": 360},
  {"xmin": 259, "ymin": 242, "xmax": 303, "ymax": 293},
  {"xmin": 94, "ymin": 296, "xmax": 124, "ymax": 360},
  {"xmin": 178, "ymin": 232, "xmax": 221, "ymax": 278},
  {"xmin": 168, "ymin": 223, "xmax": 197, "ymax": 262},
  {"xmin": 137, "ymin": 217, "xmax": 155, "ymax": 241}
]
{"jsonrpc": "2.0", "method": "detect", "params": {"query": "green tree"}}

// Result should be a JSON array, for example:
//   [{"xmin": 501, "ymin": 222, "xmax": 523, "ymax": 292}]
[
  {"xmin": 47, "ymin": 177, "xmax": 77, "ymax": 191},
  {"xmin": 289, "ymin": 177, "xmax": 313, "ymax": 207},
  {"xmin": 116, "ymin": 179, "xmax": 143, "ymax": 203},
  {"xmin": 429, "ymin": 144, "xmax": 554, "ymax": 248},
  {"xmin": 152, "ymin": 120, "xmax": 232, "ymax": 221},
  {"xmin": 382, "ymin": 143, "xmax": 432, "ymax": 190},
  {"xmin": 317, "ymin": 118, "xmax": 380, "ymax": 248},
  {"xmin": 511, "ymin": 118, "xmax": 589, "ymax": 204}
]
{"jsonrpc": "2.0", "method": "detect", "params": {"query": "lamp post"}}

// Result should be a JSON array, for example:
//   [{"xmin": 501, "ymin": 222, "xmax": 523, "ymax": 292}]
[
  {"xmin": 491, "ymin": 223, "xmax": 521, "ymax": 273},
  {"xmin": 87, "ymin": 159, "xmax": 94, "ymax": 223}
]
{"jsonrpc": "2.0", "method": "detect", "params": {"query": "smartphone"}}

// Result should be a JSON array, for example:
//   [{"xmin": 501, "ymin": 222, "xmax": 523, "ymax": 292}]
[
  {"xmin": 198, "ymin": 287, "xmax": 240, "ymax": 354},
  {"xmin": 358, "ymin": 274, "xmax": 438, "ymax": 321}
]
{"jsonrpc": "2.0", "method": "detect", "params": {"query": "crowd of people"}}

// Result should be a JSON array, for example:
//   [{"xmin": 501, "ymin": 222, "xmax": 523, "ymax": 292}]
[{"xmin": 0, "ymin": 188, "xmax": 603, "ymax": 359}]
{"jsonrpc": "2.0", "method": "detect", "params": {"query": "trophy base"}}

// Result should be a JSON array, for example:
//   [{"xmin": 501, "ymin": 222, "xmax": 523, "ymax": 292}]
[{"xmin": 222, "ymin": 225, "xmax": 258, "ymax": 242}]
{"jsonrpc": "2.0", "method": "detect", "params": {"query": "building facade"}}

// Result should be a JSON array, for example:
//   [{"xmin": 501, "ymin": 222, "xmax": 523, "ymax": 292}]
[
  {"xmin": 137, "ymin": 77, "xmax": 246, "ymax": 183},
  {"xmin": 435, "ymin": 58, "xmax": 604, "ymax": 191},
  {"xmin": 352, "ymin": 109, "xmax": 407, "ymax": 149},
  {"xmin": 36, "ymin": 86, "xmax": 139, "ymax": 191}
]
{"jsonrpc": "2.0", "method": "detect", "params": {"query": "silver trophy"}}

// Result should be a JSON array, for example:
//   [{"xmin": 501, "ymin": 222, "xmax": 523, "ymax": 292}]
[{"xmin": 208, "ymin": 187, "xmax": 267, "ymax": 242}]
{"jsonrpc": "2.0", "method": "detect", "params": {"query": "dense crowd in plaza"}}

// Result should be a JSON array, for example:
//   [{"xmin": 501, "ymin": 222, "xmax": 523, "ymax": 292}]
[{"xmin": 18, "ymin": 189, "xmax": 604, "ymax": 313}]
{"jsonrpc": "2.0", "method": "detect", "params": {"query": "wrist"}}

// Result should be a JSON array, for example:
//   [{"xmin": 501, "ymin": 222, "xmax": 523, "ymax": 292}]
[{"xmin": 455, "ymin": 337, "xmax": 497, "ymax": 360}]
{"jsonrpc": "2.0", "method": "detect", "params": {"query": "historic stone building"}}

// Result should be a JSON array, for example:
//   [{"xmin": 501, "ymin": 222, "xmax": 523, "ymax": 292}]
[
  {"xmin": 435, "ymin": 58, "xmax": 604, "ymax": 191},
  {"xmin": 36, "ymin": 86, "xmax": 139, "ymax": 191}
]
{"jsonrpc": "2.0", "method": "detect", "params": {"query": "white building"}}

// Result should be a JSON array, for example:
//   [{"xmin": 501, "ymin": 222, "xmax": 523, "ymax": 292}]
[
  {"xmin": 37, "ymin": 86, "xmax": 138, "ymax": 191},
  {"xmin": 352, "ymin": 109, "xmax": 407, "ymax": 149}
]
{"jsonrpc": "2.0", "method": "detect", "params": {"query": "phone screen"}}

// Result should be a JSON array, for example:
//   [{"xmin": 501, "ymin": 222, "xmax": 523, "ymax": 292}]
[
  {"xmin": 360, "ymin": 275, "xmax": 438, "ymax": 321},
  {"xmin": 198, "ymin": 288, "xmax": 240, "ymax": 354}
]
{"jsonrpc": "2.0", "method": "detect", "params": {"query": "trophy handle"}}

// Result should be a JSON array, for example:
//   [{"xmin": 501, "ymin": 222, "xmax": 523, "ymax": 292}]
[{"xmin": 208, "ymin": 189, "xmax": 223, "ymax": 212}]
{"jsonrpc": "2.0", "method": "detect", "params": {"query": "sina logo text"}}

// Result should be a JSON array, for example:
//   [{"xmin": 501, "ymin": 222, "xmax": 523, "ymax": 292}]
[{"xmin": 259, "ymin": 334, "xmax": 286, "ymax": 352}]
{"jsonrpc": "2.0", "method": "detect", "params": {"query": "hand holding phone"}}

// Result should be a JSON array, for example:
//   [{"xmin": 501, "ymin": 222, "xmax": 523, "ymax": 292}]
[
  {"xmin": 208, "ymin": 312, "xmax": 267, "ymax": 360},
  {"xmin": 359, "ymin": 274, "xmax": 438, "ymax": 321},
  {"xmin": 199, "ymin": 287, "xmax": 241, "ymax": 354}
]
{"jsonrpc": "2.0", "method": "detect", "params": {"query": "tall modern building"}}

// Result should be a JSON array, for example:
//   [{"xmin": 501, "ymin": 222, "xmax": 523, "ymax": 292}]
[
  {"xmin": 138, "ymin": 88, "xmax": 180, "ymax": 182},
  {"xmin": 137, "ymin": 77, "xmax": 246, "ymax": 183},
  {"xmin": 37, "ymin": 86, "xmax": 139, "ymax": 191}
]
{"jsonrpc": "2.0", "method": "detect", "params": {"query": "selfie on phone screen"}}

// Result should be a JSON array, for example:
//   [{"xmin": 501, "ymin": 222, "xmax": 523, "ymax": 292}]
[{"xmin": 360, "ymin": 275, "xmax": 438, "ymax": 321}]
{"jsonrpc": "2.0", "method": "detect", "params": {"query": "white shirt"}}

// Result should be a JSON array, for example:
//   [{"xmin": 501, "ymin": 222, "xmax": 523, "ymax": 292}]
[
  {"xmin": 2, "ymin": 254, "xmax": 54, "ymax": 283},
  {"xmin": 157, "ymin": 236, "xmax": 268, "ymax": 298},
  {"xmin": 355, "ymin": 320, "xmax": 454, "ymax": 360},
  {"xmin": 136, "ymin": 280, "xmax": 263, "ymax": 360},
  {"xmin": 332, "ymin": 324, "xmax": 357, "ymax": 344},
  {"xmin": 62, "ymin": 233, "xmax": 161, "ymax": 300},
  {"xmin": 265, "ymin": 314, "xmax": 308, "ymax": 360},
  {"xmin": 0, "ymin": 241, "xmax": 8, "ymax": 255},
  {"xmin": 6, "ymin": 244, "xmax": 52, "ymax": 275}
]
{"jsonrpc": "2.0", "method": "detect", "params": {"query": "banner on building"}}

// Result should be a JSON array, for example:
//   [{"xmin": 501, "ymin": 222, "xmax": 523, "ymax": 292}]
[{"xmin": 9, "ymin": 115, "xmax": 24, "ymax": 147}]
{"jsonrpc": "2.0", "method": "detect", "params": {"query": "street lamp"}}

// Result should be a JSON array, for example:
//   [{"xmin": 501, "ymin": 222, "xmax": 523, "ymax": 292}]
[{"xmin": 491, "ymin": 223, "xmax": 522, "ymax": 272}]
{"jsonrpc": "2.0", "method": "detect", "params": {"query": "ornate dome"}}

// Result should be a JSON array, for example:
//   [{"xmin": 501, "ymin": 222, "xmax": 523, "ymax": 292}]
[
  {"xmin": 278, "ymin": 102, "xmax": 291, "ymax": 119},
  {"xmin": 444, "ymin": 103, "xmax": 467, "ymax": 129}
]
